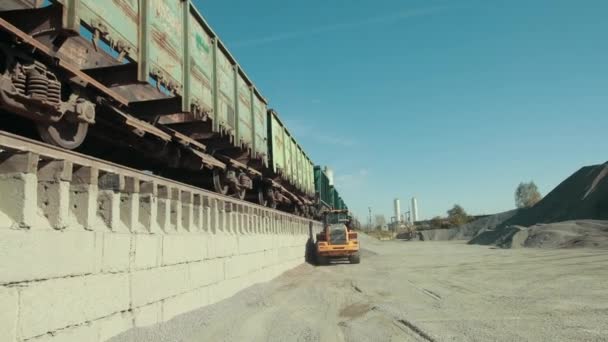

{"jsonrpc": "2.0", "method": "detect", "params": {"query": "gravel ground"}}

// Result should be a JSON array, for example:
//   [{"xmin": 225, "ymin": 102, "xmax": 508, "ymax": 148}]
[{"xmin": 109, "ymin": 235, "xmax": 608, "ymax": 342}]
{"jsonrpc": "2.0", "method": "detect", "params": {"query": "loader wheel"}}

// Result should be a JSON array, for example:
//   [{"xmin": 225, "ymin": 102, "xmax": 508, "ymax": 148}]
[
  {"xmin": 349, "ymin": 253, "xmax": 360, "ymax": 264},
  {"xmin": 316, "ymin": 254, "xmax": 329, "ymax": 266}
]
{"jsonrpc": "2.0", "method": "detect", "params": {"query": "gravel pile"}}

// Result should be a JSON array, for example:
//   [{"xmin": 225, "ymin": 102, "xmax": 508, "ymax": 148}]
[
  {"xmin": 470, "ymin": 162, "xmax": 608, "ymax": 248},
  {"xmin": 419, "ymin": 209, "xmax": 518, "ymax": 241}
]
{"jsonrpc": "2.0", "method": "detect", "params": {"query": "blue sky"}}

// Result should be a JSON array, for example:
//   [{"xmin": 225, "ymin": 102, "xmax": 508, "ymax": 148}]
[{"xmin": 194, "ymin": 0, "xmax": 608, "ymax": 221}]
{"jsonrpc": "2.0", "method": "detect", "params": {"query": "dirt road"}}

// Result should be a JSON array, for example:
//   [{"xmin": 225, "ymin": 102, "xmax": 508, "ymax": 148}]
[{"xmin": 110, "ymin": 235, "xmax": 608, "ymax": 342}]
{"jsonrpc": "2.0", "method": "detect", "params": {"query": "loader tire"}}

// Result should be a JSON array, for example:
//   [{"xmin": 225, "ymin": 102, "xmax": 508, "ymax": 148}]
[
  {"xmin": 349, "ymin": 253, "xmax": 360, "ymax": 264},
  {"xmin": 316, "ymin": 255, "xmax": 329, "ymax": 266}
]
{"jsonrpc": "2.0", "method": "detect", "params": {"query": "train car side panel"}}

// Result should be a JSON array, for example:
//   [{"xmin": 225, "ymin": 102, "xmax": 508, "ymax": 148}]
[
  {"xmin": 216, "ymin": 48, "xmax": 236, "ymax": 136},
  {"xmin": 189, "ymin": 14, "xmax": 215, "ymax": 114},
  {"xmin": 306, "ymin": 158, "xmax": 314, "ymax": 196},
  {"xmin": 253, "ymin": 93, "xmax": 268, "ymax": 164},
  {"xmin": 237, "ymin": 73, "xmax": 253, "ymax": 152},
  {"xmin": 77, "ymin": 0, "xmax": 139, "ymax": 56},
  {"xmin": 0, "ymin": 0, "xmax": 39, "ymax": 11},
  {"xmin": 284, "ymin": 133, "xmax": 294, "ymax": 184},
  {"xmin": 296, "ymin": 145, "xmax": 304, "ymax": 192},
  {"xmin": 148, "ymin": 0, "xmax": 184, "ymax": 92},
  {"xmin": 268, "ymin": 112, "xmax": 285, "ymax": 175}
]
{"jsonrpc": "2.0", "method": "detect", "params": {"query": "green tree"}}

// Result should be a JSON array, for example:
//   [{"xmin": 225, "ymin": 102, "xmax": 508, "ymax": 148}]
[
  {"xmin": 447, "ymin": 204, "xmax": 469, "ymax": 227},
  {"xmin": 515, "ymin": 181, "xmax": 542, "ymax": 208}
]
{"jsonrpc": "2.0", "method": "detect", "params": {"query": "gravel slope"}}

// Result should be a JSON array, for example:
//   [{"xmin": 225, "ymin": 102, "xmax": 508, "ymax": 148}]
[
  {"xmin": 420, "ymin": 210, "xmax": 519, "ymax": 241},
  {"xmin": 109, "ymin": 235, "xmax": 608, "ymax": 342}
]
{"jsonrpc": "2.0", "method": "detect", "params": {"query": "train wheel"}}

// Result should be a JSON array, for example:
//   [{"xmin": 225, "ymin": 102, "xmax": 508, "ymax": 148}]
[
  {"xmin": 212, "ymin": 168, "xmax": 229, "ymax": 195},
  {"xmin": 37, "ymin": 120, "xmax": 88, "ymax": 149},
  {"xmin": 234, "ymin": 187, "xmax": 246, "ymax": 200}
]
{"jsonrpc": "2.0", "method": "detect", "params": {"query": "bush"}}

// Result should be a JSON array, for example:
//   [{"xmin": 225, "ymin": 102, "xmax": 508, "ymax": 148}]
[
  {"xmin": 515, "ymin": 181, "xmax": 542, "ymax": 208},
  {"xmin": 447, "ymin": 204, "xmax": 469, "ymax": 227}
]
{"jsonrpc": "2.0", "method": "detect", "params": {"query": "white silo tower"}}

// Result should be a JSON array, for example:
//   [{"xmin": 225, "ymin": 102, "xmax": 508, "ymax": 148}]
[
  {"xmin": 411, "ymin": 197, "xmax": 419, "ymax": 223},
  {"xmin": 394, "ymin": 198, "xmax": 401, "ymax": 223}
]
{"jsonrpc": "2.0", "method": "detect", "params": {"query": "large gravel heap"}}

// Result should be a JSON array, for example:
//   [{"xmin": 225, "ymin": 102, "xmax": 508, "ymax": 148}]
[
  {"xmin": 469, "ymin": 162, "xmax": 608, "ymax": 248},
  {"xmin": 420, "ymin": 162, "xmax": 608, "ymax": 248}
]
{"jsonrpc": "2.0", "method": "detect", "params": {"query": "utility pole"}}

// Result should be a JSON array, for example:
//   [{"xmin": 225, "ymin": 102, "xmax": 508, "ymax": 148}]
[{"xmin": 368, "ymin": 207, "xmax": 372, "ymax": 231}]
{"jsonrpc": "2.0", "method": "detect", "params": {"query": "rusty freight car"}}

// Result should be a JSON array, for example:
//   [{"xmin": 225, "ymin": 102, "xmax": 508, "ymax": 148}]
[{"xmin": 0, "ymin": 0, "xmax": 349, "ymax": 217}]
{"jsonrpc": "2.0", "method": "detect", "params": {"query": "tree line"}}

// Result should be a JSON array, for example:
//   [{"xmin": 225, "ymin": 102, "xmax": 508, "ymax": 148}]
[{"xmin": 427, "ymin": 181, "xmax": 542, "ymax": 230}]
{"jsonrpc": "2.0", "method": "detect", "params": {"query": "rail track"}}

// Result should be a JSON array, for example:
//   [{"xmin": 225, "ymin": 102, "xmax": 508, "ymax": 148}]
[{"xmin": 0, "ymin": 129, "xmax": 318, "ymax": 222}]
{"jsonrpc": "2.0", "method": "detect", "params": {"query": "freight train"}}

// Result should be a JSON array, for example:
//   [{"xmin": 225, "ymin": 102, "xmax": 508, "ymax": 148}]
[{"xmin": 0, "ymin": 0, "xmax": 348, "ymax": 217}]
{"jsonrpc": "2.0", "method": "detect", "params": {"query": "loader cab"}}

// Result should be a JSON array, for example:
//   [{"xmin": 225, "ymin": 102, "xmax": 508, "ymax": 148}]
[{"xmin": 324, "ymin": 209, "xmax": 352, "ymax": 229}]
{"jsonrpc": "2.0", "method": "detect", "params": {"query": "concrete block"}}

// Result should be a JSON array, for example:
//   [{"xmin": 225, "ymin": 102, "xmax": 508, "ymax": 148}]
[
  {"xmin": 207, "ymin": 233, "xmax": 237, "ymax": 259},
  {"xmin": 37, "ymin": 180, "xmax": 72, "ymax": 230},
  {"xmin": 26, "ymin": 322, "xmax": 97, "ymax": 342},
  {"xmin": 97, "ymin": 311, "xmax": 134, "ymax": 342},
  {"xmin": 133, "ymin": 301, "xmax": 162, "ymax": 328},
  {"xmin": 138, "ymin": 194, "xmax": 159, "ymax": 233},
  {"xmin": 169, "ymin": 189, "xmax": 182, "ymax": 232},
  {"xmin": 0, "ymin": 173, "xmax": 39, "ymax": 229},
  {"xmin": 100, "ymin": 233, "xmax": 131, "ymax": 273},
  {"xmin": 97, "ymin": 190, "xmax": 125, "ymax": 232},
  {"xmin": 19, "ymin": 273, "xmax": 130, "ymax": 339},
  {"xmin": 130, "ymin": 264, "xmax": 188, "ymax": 307},
  {"xmin": 120, "ymin": 193, "xmax": 143, "ymax": 232},
  {"xmin": 70, "ymin": 184, "xmax": 98, "ymax": 231},
  {"xmin": 156, "ymin": 198, "xmax": 171, "ymax": 232},
  {"xmin": 264, "ymin": 249, "xmax": 278, "ymax": 268},
  {"xmin": 132, "ymin": 234, "xmax": 161, "ymax": 270},
  {"xmin": 223, "ymin": 255, "xmax": 241, "ymax": 280},
  {"xmin": 180, "ymin": 192, "xmax": 193, "ymax": 232},
  {"xmin": 161, "ymin": 234, "xmax": 206, "ymax": 266},
  {"xmin": 217, "ymin": 208, "xmax": 225, "ymax": 233},
  {"xmin": 202, "ymin": 206, "xmax": 211, "ymax": 233},
  {"xmin": 0, "ymin": 230, "xmax": 97, "ymax": 284},
  {"xmin": 188, "ymin": 259, "xmax": 224, "ymax": 289},
  {"xmin": 192, "ymin": 195, "xmax": 203, "ymax": 231},
  {"xmin": 0, "ymin": 287, "xmax": 17, "ymax": 342},
  {"xmin": 225, "ymin": 252, "xmax": 264, "ymax": 280},
  {"xmin": 239, "ymin": 235, "xmax": 266, "ymax": 254},
  {"xmin": 228, "ymin": 211, "xmax": 236, "ymax": 234},
  {"xmin": 70, "ymin": 167, "xmax": 98, "ymax": 230},
  {"xmin": 162, "ymin": 287, "xmax": 208, "ymax": 322}
]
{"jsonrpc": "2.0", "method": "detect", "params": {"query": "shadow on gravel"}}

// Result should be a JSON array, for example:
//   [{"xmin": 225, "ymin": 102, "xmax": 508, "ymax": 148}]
[{"xmin": 305, "ymin": 222, "xmax": 316, "ymax": 265}]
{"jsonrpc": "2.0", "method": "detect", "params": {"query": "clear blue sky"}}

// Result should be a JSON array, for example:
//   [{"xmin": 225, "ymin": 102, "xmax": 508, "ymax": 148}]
[{"xmin": 194, "ymin": 0, "xmax": 607, "ymax": 221}]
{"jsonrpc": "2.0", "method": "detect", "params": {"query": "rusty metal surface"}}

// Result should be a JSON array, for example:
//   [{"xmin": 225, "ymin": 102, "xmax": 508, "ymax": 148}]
[
  {"xmin": 0, "ymin": 18, "xmax": 129, "ymax": 106},
  {"xmin": 0, "ymin": 0, "xmax": 324, "ymax": 214}
]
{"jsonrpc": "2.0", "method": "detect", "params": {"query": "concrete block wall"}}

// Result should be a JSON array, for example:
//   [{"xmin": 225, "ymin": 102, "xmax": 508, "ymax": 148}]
[{"xmin": 0, "ymin": 151, "xmax": 322, "ymax": 342}]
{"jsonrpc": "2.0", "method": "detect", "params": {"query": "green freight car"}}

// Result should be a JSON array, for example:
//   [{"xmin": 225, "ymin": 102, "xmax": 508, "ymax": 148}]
[
  {"xmin": 0, "ymin": 0, "xmax": 352, "ymax": 218},
  {"xmin": 267, "ymin": 109, "xmax": 315, "ymax": 214},
  {"xmin": 0, "ymin": 0, "xmax": 326, "ymax": 216},
  {"xmin": 314, "ymin": 166, "xmax": 332, "ymax": 209}
]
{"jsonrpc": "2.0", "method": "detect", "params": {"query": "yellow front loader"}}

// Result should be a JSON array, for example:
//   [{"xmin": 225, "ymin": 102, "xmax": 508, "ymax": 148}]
[{"xmin": 315, "ymin": 210, "xmax": 360, "ymax": 265}]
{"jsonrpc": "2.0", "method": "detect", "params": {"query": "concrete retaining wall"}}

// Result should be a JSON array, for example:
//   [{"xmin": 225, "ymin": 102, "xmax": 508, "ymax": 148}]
[{"xmin": 0, "ymin": 152, "xmax": 321, "ymax": 342}]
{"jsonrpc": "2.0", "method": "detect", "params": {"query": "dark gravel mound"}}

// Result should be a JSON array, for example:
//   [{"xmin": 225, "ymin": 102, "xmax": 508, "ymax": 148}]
[{"xmin": 470, "ymin": 162, "xmax": 608, "ymax": 247}]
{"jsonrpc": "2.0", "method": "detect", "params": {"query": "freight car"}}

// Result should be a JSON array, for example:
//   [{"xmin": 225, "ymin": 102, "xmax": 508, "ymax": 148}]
[
  {"xmin": 0, "ymin": 1, "xmax": 303, "ymax": 213},
  {"xmin": 0, "ymin": 0, "xmax": 345, "ymax": 218},
  {"xmin": 314, "ymin": 166, "xmax": 349, "ymax": 214}
]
